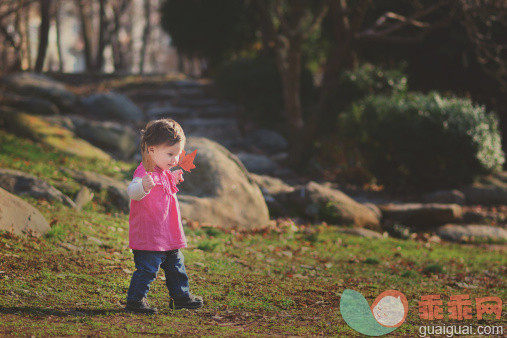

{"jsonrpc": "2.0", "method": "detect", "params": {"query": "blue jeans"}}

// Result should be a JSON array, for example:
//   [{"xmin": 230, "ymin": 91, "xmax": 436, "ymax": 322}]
[{"xmin": 127, "ymin": 249, "xmax": 190, "ymax": 302}]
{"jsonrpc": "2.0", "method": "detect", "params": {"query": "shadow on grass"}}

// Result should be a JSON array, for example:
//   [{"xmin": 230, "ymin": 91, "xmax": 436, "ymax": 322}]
[{"xmin": 0, "ymin": 306, "xmax": 127, "ymax": 317}]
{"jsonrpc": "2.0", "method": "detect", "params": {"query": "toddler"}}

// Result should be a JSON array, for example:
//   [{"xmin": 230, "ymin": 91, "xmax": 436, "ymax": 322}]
[{"xmin": 125, "ymin": 118, "xmax": 203, "ymax": 314}]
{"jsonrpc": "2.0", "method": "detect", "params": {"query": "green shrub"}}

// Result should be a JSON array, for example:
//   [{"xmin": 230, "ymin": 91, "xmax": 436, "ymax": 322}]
[
  {"xmin": 214, "ymin": 56, "xmax": 316, "ymax": 127},
  {"xmin": 320, "ymin": 63, "xmax": 407, "ymax": 133},
  {"xmin": 332, "ymin": 63, "xmax": 407, "ymax": 110},
  {"xmin": 340, "ymin": 92, "xmax": 504, "ymax": 191}
]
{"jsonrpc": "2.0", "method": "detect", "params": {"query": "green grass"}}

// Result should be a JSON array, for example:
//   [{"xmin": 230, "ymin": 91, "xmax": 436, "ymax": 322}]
[{"xmin": 0, "ymin": 130, "xmax": 506, "ymax": 336}]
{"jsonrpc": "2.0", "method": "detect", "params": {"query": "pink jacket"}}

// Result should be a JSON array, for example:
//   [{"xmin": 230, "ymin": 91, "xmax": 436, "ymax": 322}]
[{"xmin": 127, "ymin": 163, "xmax": 187, "ymax": 251}]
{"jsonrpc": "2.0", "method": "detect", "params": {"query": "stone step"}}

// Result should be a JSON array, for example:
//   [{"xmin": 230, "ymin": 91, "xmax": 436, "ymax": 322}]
[
  {"xmin": 179, "ymin": 118, "xmax": 241, "ymax": 147},
  {"xmin": 145, "ymin": 102, "xmax": 238, "ymax": 120},
  {"xmin": 124, "ymin": 87, "xmax": 208, "ymax": 102}
]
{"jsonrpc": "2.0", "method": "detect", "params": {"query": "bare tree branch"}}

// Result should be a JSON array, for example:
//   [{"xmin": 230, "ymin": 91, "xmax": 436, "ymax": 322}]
[
  {"xmin": 301, "ymin": 0, "xmax": 330, "ymax": 39},
  {"xmin": 459, "ymin": 0, "xmax": 507, "ymax": 89},
  {"xmin": 356, "ymin": 0, "xmax": 452, "ymax": 40}
]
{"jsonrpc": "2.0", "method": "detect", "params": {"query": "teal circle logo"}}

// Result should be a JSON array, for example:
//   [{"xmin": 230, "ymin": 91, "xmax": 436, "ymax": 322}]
[{"xmin": 340, "ymin": 289, "xmax": 408, "ymax": 336}]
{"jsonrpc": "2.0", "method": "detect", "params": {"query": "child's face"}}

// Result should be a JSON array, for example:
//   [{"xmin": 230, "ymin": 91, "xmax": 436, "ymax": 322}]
[{"xmin": 148, "ymin": 141, "xmax": 184, "ymax": 170}]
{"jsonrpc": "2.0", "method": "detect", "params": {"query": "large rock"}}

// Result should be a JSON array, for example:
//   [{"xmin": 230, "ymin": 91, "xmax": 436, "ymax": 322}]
[
  {"xmin": 0, "ymin": 89, "xmax": 59, "ymax": 116},
  {"xmin": 0, "ymin": 169, "xmax": 76, "ymax": 208},
  {"xmin": 250, "ymin": 174, "xmax": 295, "ymax": 217},
  {"xmin": 380, "ymin": 203, "xmax": 462, "ymax": 230},
  {"xmin": 0, "ymin": 187, "xmax": 50, "ymax": 236},
  {"xmin": 177, "ymin": 137, "xmax": 269, "ymax": 230},
  {"xmin": 81, "ymin": 92, "xmax": 144, "ymax": 122},
  {"xmin": 70, "ymin": 116, "xmax": 138, "ymax": 160},
  {"xmin": 1, "ymin": 73, "xmax": 77, "ymax": 111},
  {"xmin": 244, "ymin": 128, "xmax": 289, "ymax": 154},
  {"xmin": 236, "ymin": 152, "xmax": 279, "ymax": 175},
  {"xmin": 284, "ymin": 181, "xmax": 381, "ymax": 230},
  {"xmin": 61, "ymin": 168, "xmax": 129, "ymax": 212},
  {"xmin": 461, "ymin": 174, "xmax": 507, "ymax": 205},
  {"xmin": 1, "ymin": 110, "xmax": 111, "ymax": 160},
  {"xmin": 437, "ymin": 224, "xmax": 507, "ymax": 243},
  {"xmin": 250, "ymin": 174, "xmax": 295, "ymax": 195}
]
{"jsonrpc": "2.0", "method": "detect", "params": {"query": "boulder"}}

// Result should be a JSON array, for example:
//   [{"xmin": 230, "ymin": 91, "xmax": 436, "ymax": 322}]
[
  {"xmin": 461, "ymin": 174, "xmax": 507, "ymax": 205},
  {"xmin": 177, "ymin": 137, "xmax": 269, "ymax": 230},
  {"xmin": 250, "ymin": 174, "xmax": 295, "ymax": 195},
  {"xmin": 422, "ymin": 189, "xmax": 466, "ymax": 205},
  {"xmin": 380, "ymin": 203, "xmax": 462, "ymax": 230},
  {"xmin": 0, "ymin": 187, "xmax": 50, "ymax": 236},
  {"xmin": 284, "ymin": 181, "xmax": 381, "ymax": 230},
  {"xmin": 61, "ymin": 168, "xmax": 129, "ymax": 212},
  {"xmin": 70, "ymin": 116, "xmax": 138, "ymax": 160},
  {"xmin": 81, "ymin": 92, "xmax": 144, "ymax": 122},
  {"xmin": 437, "ymin": 224, "xmax": 507, "ymax": 243},
  {"xmin": 1, "ymin": 110, "xmax": 111, "ymax": 161},
  {"xmin": 0, "ymin": 90, "xmax": 59, "ymax": 115},
  {"xmin": 236, "ymin": 152, "xmax": 279, "ymax": 175},
  {"xmin": 0, "ymin": 169, "xmax": 76, "ymax": 208},
  {"xmin": 250, "ymin": 174, "xmax": 295, "ymax": 217},
  {"xmin": 1, "ymin": 73, "xmax": 77, "ymax": 111},
  {"xmin": 244, "ymin": 128, "xmax": 289, "ymax": 154}
]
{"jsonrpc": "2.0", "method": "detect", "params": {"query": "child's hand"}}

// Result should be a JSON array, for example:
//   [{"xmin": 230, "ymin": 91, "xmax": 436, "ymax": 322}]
[
  {"xmin": 142, "ymin": 174, "xmax": 155, "ymax": 193},
  {"xmin": 173, "ymin": 169, "xmax": 184, "ymax": 184}
]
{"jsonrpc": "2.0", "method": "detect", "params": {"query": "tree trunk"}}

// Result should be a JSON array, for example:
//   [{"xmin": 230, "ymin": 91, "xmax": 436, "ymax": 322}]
[
  {"xmin": 308, "ymin": 0, "xmax": 358, "ymax": 139},
  {"xmin": 77, "ymin": 0, "xmax": 94, "ymax": 71},
  {"xmin": 10, "ymin": 5, "xmax": 23, "ymax": 72},
  {"xmin": 126, "ymin": 3, "xmax": 135, "ymax": 72},
  {"xmin": 319, "ymin": 0, "xmax": 357, "ymax": 105},
  {"xmin": 54, "ymin": 0, "xmax": 64, "ymax": 72},
  {"xmin": 139, "ymin": 0, "xmax": 151, "ymax": 74},
  {"xmin": 111, "ymin": 2, "xmax": 123, "ymax": 71},
  {"xmin": 274, "ymin": 35, "xmax": 308, "ymax": 167},
  {"xmin": 34, "ymin": 0, "xmax": 51, "ymax": 72},
  {"xmin": 96, "ymin": 0, "xmax": 107, "ymax": 72},
  {"xmin": 24, "ymin": 4, "xmax": 32, "ymax": 70}
]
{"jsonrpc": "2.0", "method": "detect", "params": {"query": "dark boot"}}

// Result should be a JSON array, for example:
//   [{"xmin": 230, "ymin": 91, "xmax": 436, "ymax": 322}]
[
  {"xmin": 126, "ymin": 297, "xmax": 158, "ymax": 314},
  {"xmin": 169, "ymin": 294, "xmax": 203, "ymax": 310}
]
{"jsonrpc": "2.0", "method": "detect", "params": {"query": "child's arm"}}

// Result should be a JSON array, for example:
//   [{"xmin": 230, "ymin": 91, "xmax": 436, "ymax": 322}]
[{"xmin": 127, "ymin": 175, "xmax": 154, "ymax": 200}]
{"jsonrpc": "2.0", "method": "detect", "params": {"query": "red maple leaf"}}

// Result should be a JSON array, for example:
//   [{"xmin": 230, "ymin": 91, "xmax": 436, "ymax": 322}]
[{"xmin": 177, "ymin": 149, "xmax": 197, "ymax": 172}]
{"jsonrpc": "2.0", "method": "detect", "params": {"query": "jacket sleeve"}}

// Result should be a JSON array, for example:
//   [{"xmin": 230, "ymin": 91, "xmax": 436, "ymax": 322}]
[{"xmin": 127, "ymin": 177, "xmax": 148, "ymax": 201}]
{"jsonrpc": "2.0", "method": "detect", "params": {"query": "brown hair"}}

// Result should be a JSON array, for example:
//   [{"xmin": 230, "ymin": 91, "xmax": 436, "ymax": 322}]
[{"xmin": 140, "ymin": 118, "xmax": 185, "ymax": 152}]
